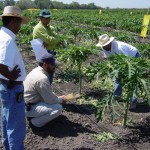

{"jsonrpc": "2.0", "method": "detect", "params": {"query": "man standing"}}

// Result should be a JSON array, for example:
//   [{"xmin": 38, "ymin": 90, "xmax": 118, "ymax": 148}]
[
  {"xmin": 96, "ymin": 34, "xmax": 140, "ymax": 110},
  {"xmin": 0, "ymin": 6, "xmax": 29, "ymax": 150},
  {"xmin": 33, "ymin": 9, "xmax": 60, "ymax": 55},
  {"xmin": 24, "ymin": 53, "xmax": 67, "ymax": 128}
]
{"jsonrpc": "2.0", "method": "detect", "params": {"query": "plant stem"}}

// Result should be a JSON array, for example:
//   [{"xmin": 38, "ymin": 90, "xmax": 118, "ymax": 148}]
[
  {"xmin": 123, "ymin": 93, "xmax": 130, "ymax": 126},
  {"xmin": 78, "ymin": 62, "xmax": 82, "ymax": 95}
]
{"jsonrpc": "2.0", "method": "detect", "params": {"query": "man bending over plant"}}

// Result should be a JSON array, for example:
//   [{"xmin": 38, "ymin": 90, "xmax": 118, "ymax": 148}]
[{"xmin": 96, "ymin": 34, "xmax": 140, "ymax": 110}]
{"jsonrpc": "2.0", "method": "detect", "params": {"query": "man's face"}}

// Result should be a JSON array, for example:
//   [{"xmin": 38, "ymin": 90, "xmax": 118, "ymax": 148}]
[
  {"xmin": 102, "ymin": 42, "xmax": 112, "ymax": 51},
  {"xmin": 12, "ymin": 17, "xmax": 22, "ymax": 34},
  {"xmin": 46, "ymin": 63, "xmax": 55, "ymax": 74},
  {"xmin": 40, "ymin": 17, "xmax": 51, "ymax": 26}
]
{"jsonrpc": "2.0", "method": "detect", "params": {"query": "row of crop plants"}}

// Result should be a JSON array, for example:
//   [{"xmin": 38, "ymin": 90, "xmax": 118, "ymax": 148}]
[{"xmin": 18, "ymin": 9, "xmax": 149, "ymax": 126}]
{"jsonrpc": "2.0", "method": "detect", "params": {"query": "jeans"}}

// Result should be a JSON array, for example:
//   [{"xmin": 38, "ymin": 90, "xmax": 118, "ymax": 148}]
[
  {"xmin": 114, "ymin": 52, "xmax": 140, "ymax": 103},
  {"xmin": 0, "ymin": 82, "xmax": 26, "ymax": 150},
  {"xmin": 48, "ymin": 73, "xmax": 54, "ymax": 84},
  {"xmin": 47, "ymin": 50, "xmax": 55, "ymax": 56},
  {"xmin": 114, "ymin": 78, "xmax": 137, "ymax": 103}
]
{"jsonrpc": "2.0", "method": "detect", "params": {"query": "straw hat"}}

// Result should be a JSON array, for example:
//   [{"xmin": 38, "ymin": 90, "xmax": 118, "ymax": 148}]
[
  {"xmin": 96, "ymin": 34, "xmax": 114, "ymax": 47},
  {"xmin": 0, "ymin": 6, "xmax": 29, "ymax": 24}
]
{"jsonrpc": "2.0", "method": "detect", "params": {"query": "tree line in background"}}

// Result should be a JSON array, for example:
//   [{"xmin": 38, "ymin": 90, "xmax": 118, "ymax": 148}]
[{"xmin": 0, "ymin": 0, "xmax": 101, "ymax": 10}]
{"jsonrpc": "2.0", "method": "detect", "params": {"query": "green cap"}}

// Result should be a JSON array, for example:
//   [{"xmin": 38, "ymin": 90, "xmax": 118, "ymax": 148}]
[{"xmin": 39, "ymin": 9, "xmax": 51, "ymax": 18}]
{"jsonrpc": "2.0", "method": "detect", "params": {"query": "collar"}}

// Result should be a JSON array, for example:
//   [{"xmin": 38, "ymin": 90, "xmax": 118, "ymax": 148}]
[
  {"xmin": 1, "ymin": 26, "xmax": 16, "ymax": 40},
  {"xmin": 39, "ymin": 21, "xmax": 48, "ymax": 28},
  {"xmin": 38, "ymin": 66, "xmax": 49, "ymax": 76}
]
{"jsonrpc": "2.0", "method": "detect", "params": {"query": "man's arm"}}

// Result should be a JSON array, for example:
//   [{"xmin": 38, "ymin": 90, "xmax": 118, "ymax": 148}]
[
  {"xmin": 99, "ymin": 51, "xmax": 107, "ymax": 60},
  {"xmin": 0, "ymin": 64, "xmax": 21, "ymax": 80},
  {"xmin": 36, "ymin": 78, "xmax": 62, "ymax": 104},
  {"xmin": 33, "ymin": 25, "xmax": 59, "ymax": 46}
]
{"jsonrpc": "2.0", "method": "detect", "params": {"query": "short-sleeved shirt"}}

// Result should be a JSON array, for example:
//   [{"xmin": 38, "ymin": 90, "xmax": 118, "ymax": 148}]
[
  {"xmin": 102, "ymin": 41, "xmax": 138, "ymax": 58},
  {"xmin": 0, "ymin": 27, "xmax": 26, "ymax": 81},
  {"xmin": 24, "ymin": 66, "xmax": 62, "ymax": 104}
]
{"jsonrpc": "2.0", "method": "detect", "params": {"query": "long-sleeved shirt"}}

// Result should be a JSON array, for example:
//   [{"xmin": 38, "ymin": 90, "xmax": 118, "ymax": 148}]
[
  {"xmin": 102, "ymin": 41, "xmax": 138, "ymax": 58},
  {"xmin": 24, "ymin": 66, "xmax": 62, "ymax": 104},
  {"xmin": 33, "ymin": 21, "xmax": 60, "ymax": 50}
]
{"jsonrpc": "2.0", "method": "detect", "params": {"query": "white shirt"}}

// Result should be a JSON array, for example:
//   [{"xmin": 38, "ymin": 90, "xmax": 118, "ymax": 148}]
[
  {"xmin": 102, "ymin": 41, "xmax": 138, "ymax": 58},
  {"xmin": 30, "ymin": 38, "xmax": 49, "ymax": 62},
  {"xmin": 0, "ymin": 27, "xmax": 26, "ymax": 81}
]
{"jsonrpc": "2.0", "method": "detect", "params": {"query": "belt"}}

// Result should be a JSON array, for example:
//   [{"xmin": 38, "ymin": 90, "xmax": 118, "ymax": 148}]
[
  {"xmin": 25, "ymin": 102, "xmax": 36, "ymax": 112},
  {"xmin": 0, "ymin": 79, "xmax": 23, "ymax": 85},
  {"xmin": 25, "ymin": 102, "xmax": 36, "ymax": 105}
]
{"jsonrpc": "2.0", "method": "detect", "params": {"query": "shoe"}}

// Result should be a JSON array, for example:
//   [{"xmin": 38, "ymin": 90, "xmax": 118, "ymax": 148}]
[
  {"xmin": 27, "ymin": 117, "xmax": 33, "ymax": 121},
  {"xmin": 29, "ymin": 121, "xmax": 47, "ymax": 131},
  {"xmin": 129, "ymin": 102, "xmax": 137, "ymax": 110}
]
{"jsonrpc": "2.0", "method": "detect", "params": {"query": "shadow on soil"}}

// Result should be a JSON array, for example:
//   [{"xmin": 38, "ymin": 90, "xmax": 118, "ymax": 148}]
[
  {"xmin": 29, "ymin": 105, "xmax": 97, "ymax": 139},
  {"xmin": 116, "ymin": 116, "xmax": 150, "ymax": 147},
  {"xmin": 42, "ymin": 148, "xmax": 93, "ymax": 150},
  {"xmin": 64, "ymin": 103, "xmax": 93, "ymax": 115},
  {"xmin": 129, "ymin": 102, "xmax": 150, "ymax": 113}
]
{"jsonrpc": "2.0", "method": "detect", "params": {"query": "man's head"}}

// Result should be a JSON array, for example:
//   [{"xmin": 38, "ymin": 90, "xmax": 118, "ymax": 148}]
[
  {"xmin": 96, "ymin": 34, "xmax": 114, "ymax": 51},
  {"xmin": 0, "ymin": 6, "xmax": 29, "ymax": 34},
  {"xmin": 39, "ymin": 53, "xmax": 58, "ymax": 74},
  {"xmin": 39, "ymin": 9, "xmax": 52, "ymax": 26}
]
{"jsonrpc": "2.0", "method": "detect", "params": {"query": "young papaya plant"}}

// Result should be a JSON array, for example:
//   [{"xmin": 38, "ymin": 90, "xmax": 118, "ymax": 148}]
[
  {"xmin": 58, "ymin": 44, "xmax": 97, "ymax": 94},
  {"xmin": 86, "ymin": 54, "xmax": 150, "ymax": 126}
]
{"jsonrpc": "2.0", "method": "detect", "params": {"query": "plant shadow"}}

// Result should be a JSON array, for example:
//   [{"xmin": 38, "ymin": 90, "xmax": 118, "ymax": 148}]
[
  {"xmin": 29, "ymin": 113, "xmax": 96, "ymax": 139},
  {"xmin": 116, "ymin": 116, "xmax": 150, "ymax": 148},
  {"xmin": 129, "ymin": 102, "xmax": 150, "ymax": 113}
]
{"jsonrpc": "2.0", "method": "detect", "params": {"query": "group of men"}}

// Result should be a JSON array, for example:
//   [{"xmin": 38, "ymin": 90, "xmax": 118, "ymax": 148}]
[
  {"xmin": 0, "ymin": 6, "xmax": 66, "ymax": 150},
  {"xmin": 0, "ymin": 6, "xmax": 141, "ymax": 150}
]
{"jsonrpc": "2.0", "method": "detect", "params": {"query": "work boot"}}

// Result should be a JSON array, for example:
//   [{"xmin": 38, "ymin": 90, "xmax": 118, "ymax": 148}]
[{"xmin": 129, "ymin": 102, "xmax": 137, "ymax": 110}]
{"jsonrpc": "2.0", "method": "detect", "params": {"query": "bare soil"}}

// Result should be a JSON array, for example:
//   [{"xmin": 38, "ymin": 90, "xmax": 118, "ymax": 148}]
[{"xmin": 0, "ymin": 51, "xmax": 150, "ymax": 150}]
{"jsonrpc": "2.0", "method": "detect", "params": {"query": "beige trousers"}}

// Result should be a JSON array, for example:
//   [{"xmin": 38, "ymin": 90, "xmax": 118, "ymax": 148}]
[{"xmin": 26, "ymin": 102, "xmax": 63, "ymax": 127}]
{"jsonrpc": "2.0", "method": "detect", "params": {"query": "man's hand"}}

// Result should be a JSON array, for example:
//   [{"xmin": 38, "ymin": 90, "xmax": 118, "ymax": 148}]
[
  {"xmin": 99, "ymin": 52, "xmax": 105, "ymax": 60},
  {"xmin": 0, "ymin": 64, "xmax": 21, "ymax": 80},
  {"xmin": 11, "ymin": 65, "xmax": 21, "ymax": 80},
  {"xmin": 58, "ymin": 95, "xmax": 67, "ymax": 105},
  {"xmin": 42, "ymin": 42, "xmax": 48, "ymax": 49}
]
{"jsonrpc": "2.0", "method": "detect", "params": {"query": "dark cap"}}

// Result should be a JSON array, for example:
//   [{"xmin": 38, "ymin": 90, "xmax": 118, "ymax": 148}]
[
  {"xmin": 39, "ymin": 9, "xmax": 51, "ymax": 18},
  {"xmin": 39, "ymin": 53, "xmax": 58, "ymax": 66}
]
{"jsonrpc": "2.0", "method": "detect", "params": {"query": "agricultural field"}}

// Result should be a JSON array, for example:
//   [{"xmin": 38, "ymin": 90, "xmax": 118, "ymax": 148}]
[{"xmin": 0, "ymin": 9, "xmax": 150, "ymax": 150}]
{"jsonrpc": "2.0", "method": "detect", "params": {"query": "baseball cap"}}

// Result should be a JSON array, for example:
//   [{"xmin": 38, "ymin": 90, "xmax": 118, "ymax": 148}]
[
  {"xmin": 39, "ymin": 9, "xmax": 51, "ymax": 18},
  {"xmin": 39, "ymin": 53, "xmax": 59, "ymax": 67}
]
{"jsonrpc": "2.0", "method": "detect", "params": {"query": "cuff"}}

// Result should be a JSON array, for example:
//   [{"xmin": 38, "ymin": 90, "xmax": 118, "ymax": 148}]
[{"xmin": 58, "ymin": 98, "xmax": 63, "ymax": 103}]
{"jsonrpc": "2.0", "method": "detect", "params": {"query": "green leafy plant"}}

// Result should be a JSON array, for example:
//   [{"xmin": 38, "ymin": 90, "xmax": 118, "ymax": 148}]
[
  {"xmin": 58, "ymin": 44, "xmax": 96, "ymax": 94},
  {"xmin": 93, "ymin": 132, "xmax": 117, "ymax": 142},
  {"xmin": 86, "ymin": 54, "xmax": 150, "ymax": 126}
]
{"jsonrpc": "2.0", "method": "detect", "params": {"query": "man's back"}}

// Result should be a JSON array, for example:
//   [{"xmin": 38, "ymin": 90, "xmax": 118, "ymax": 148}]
[
  {"xmin": 24, "ymin": 66, "xmax": 59, "ymax": 105},
  {"xmin": 103, "ymin": 41, "xmax": 138, "ymax": 58},
  {"xmin": 24, "ymin": 66, "xmax": 49, "ymax": 103}
]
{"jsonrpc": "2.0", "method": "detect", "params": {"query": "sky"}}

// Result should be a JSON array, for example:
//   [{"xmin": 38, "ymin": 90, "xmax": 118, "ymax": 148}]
[{"xmin": 53, "ymin": 0, "xmax": 150, "ymax": 9}]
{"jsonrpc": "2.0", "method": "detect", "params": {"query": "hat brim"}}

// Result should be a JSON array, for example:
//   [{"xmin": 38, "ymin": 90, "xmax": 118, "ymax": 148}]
[
  {"xmin": 54, "ymin": 60, "xmax": 60, "ymax": 68},
  {"xmin": 40, "ymin": 15, "xmax": 51, "ymax": 18},
  {"xmin": 96, "ymin": 37, "xmax": 114, "ymax": 47},
  {"xmin": 0, "ymin": 15, "xmax": 29, "ymax": 24}
]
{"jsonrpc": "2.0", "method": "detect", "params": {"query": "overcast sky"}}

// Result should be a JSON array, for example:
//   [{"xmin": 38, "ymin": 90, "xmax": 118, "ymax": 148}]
[{"xmin": 53, "ymin": 0, "xmax": 150, "ymax": 9}]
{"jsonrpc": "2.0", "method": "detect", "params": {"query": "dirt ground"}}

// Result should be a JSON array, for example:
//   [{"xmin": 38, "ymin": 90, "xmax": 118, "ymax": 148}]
[{"xmin": 0, "ymin": 51, "xmax": 150, "ymax": 150}]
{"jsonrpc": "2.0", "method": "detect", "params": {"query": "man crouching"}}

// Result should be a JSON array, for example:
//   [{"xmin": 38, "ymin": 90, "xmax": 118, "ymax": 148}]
[{"xmin": 24, "ymin": 53, "xmax": 67, "ymax": 128}]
